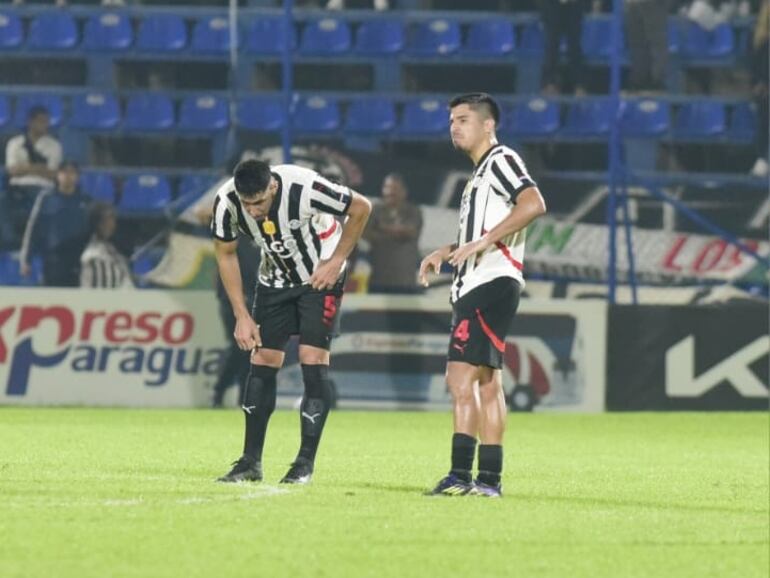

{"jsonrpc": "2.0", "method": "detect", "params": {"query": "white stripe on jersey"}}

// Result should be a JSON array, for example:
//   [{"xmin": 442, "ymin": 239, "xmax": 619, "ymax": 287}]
[
  {"xmin": 211, "ymin": 164, "xmax": 352, "ymax": 289},
  {"xmin": 451, "ymin": 144, "xmax": 536, "ymax": 303}
]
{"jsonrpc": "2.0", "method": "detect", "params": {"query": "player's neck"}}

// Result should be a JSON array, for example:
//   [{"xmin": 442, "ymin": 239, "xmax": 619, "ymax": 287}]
[{"xmin": 468, "ymin": 139, "xmax": 498, "ymax": 167}]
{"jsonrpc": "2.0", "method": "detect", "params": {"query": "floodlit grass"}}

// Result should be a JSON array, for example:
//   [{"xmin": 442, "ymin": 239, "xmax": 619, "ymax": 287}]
[{"xmin": 0, "ymin": 408, "xmax": 767, "ymax": 578}]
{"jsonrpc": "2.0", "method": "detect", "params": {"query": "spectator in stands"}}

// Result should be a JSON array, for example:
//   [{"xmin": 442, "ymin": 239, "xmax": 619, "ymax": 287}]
[
  {"xmin": 364, "ymin": 173, "xmax": 423, "ymax": 294},
  {"xmin": 18, "ymin": 162, "xmax": 91, "ymax": 287},
  {"xmin": 4, "ymin": 106, "xmax": 63, "ymax": 245},
  {"xmin": 80, "ymin": 202, "xmax": 135, "ymax": 289},
  {"xmin": 540, "ymin": 0, "xmax": 595, "ymax": 95},
  {"xmin": 625, "ymin": 0, "xmax": 671, "ymax": 92},
  {"xmin": 750, "ymin": 0, "xmax": 769, "ymax": 177}
]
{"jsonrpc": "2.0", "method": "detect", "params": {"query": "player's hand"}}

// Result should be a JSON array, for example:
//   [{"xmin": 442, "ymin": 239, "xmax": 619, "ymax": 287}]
[
  {"xmin": 309, "ymin": 257, "xmax": 343, "ymax": 291},
  {"xmin": 448, "ymin": 238, "xmax": 491, "ymax": 268},
  {"xmin": 234, "ymin": 315, "xmax": 261, "ymax": 351},
  {"xmin": 418, "ymin": 251, "xmax": 444, "ymax": 287}
]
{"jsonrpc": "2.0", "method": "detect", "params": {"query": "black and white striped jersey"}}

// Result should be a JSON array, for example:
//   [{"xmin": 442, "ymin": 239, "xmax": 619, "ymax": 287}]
[
  {"xmin": 451, "ymin": 144, "xmax": 537, "ymax": 303},
  {"xmin": 211, "ymin": 164, "xmax": 353, "ymax": 289}
]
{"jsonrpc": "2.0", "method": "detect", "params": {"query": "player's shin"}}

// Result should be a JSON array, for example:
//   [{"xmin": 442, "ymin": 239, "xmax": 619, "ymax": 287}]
[
  {"xmin": 296, "ymin": 364, "xmax": 333, "ymax": 463},
  {"xmin": 241, "ymin": 365, "xmax": 278, "ymax": 461}
]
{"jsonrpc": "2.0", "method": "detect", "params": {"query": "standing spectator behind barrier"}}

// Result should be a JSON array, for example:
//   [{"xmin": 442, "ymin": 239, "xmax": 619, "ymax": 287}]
[
  {"xmin": 4, "ymin": 107, "xmax": 63, "ymax": 242},
  {"xmin": 80, "ymin": 202, "xmax": 135, "ymax": 289},
  {"xmin": 541, "ymin": 0, "xmax": 593, "ymax": 95},
  {"xmin": 750, "ymin": 0, "xmax": 769, "ymax": 177},
  {"xmin": 364, "ymin": 173, "xmax": 423, "ymax": 294},
  {"xmin": 625, "ymin": 0, "xmax": 671, "ymax": 92},
  {"xmin": 18, "ymin": 162, "xmax": 91, "ymax": 287}
]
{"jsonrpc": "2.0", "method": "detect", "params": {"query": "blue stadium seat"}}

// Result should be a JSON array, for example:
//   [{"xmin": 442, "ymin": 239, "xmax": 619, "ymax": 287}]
[
  {"xmin": 679, "ymin": 21, "xmax": 735, "ymax": 59},
  {"xmin": 71, "ymin": 92, "xmax": 121, "ymax": 130},
  {"xmin": 27, "ymin": 11, "xmax": 78, "ymax": 51},
  {"xmin": 178, "ymin": 94, "xmax": 229, "ymax": 131},
  {"xmin": 673, "ymin": 101, "xmax": 726, "ymax": 138},
  {"xmin": 518, "ymin": 21, "xmax": 544, "ymax": 56},
  {"xmin": 123, "ymin": 93, "xmax": 175, "ymax": 132},
  {"xmin": 244, "ymin": 17, "xmax": 295, "ymax": 54},
  {"xmin": 0, "ymin": 95, "xmax": 10, "ymax": 130},
  {"xmin": 562, "ymin": 100, "xmax": 613, "ymax": 136},
  {"xmin": 178, "ymin": 173, "xmax": 220, "ymax": 196},
  {"xmin": 120, "ymin": 174, "xmax": 172, "ymax": 213},
  {"xmin": 137, "ymin": 14, "xmax": 187, "ymax": 53},
  {"xmin": 345, "ymin": 99, "xmax": 396, "ymax": 133},
  {"xmin": 581, "ymin": 17, "xmax": 623, "ymax": 60},
  {"xmin": 14, "ymin": 94, "xmax": 64, "ymax": 128},
  {"xmin": 354, "ymin": 19, "xmax": 404, "ymax": 55},
  {"xmin": 508, "ymin": 98, "xmax": 559, "ymax": 137},
  {"xmin": 727, "ymin": 101, "xmax": 757, "ymax": 142},
  {"xmin": 621, "ymin": 99, "xmax": 670, "ymax": 137},
  {"xmin": 191, "ymin": 16, "xmax": 233, "ymax": 54},
  {"xmin": 464, "ymin": 20, "xmax": 514, "ymax": 57},
  {"xmin": 398, "ymin": 98, "xmax": 448, "ymax": 135},
  {"xmin": 237, "ymin": 95, "xmax": 286, "ymax": 131},
  {"xmin": 0, "ymin": 252, "xmax": 42, "ymax": 286},
  {"xmin": 300, "ymin": 18, "xmax": 351, "ymax": 55},
  {"xmin": 293, "ymin": 96, "xmax": 340, "ymax": 133},
  {"xmin": 0, "ymin": 10, "xmax": 23, "ymax": 50},
  {"xmin": 407, "ymin": 19, "xmax": 460, "ymax": 56},
  {"xmin": 83, "ymin": 12, "xmax": 132, "ymax": 52},
  {"xmin": 80, "ymin": 171, "xmax": 116, "ymax": 204}
]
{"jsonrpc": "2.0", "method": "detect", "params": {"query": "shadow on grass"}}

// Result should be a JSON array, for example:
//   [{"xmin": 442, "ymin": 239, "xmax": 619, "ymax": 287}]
[{"xmin": 510, "ymin": 492, "xmax": 767, "ymax": 515}]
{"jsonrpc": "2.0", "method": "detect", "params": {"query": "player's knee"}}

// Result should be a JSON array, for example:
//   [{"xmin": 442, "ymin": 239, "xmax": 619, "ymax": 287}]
[
  {"xmin": 301, "ymin": 364, "xmax": 332, "ymax": 401},
  {"xmin": 478, "ymin": 380, "xmax": 503, "ymax": 405},
  {"xmin": 298, "ymin": 345, "xmax": 330, "ymax": 366},
  {"xmin": 242, "ymin": 365, "xmax": 278, "ymax": 415}
]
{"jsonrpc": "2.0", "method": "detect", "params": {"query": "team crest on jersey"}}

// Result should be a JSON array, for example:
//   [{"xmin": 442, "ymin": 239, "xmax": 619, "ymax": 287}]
[
  {"xmin": 288, "ymin": 219, "xmax": 302, "ymax": 230},
  {"xmin": 262, "ymin": 219, "xmax": 276, "ymax": 236}
]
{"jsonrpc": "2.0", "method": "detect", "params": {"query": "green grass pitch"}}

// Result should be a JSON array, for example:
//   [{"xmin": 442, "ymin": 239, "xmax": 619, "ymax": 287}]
[{"xmin": 0, "ymin": 408, "xmax": 767, "ymax": 578}]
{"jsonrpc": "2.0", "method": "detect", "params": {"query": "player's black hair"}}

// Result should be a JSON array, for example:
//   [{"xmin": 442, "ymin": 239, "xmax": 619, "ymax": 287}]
[
  {"xmin": 27, "ymin": 105, "xmax": 50, "ymax": 122},
  {"xmin": 233, "ymin": 159, "xmax": 272, "ymax": 197},
  {"xmin": 449, "ymin": 93, "xmax": 500, "ymax": 126},
  {"xmin": 384, "ymin": 172, "xmax": 408, "ymax": 191}
]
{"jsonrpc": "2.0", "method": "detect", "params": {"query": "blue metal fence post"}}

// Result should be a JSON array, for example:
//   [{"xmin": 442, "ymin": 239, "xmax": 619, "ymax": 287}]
[
  {"xmin": 606, "ymin": 0, "xmax": 624, "ymax": 303},
  {"xmin": 282, "ymin": 0, "xmax": 294, "ymax": 164}
]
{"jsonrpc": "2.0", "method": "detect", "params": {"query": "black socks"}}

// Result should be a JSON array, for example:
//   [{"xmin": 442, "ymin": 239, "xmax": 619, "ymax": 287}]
[
  {"xmin": 477, "ymin": 444, "xmax": 503, "ymax": 486},
  {"xmin": 241, "ymin": 365, "xmax": 278, "ymax": 462},
  {"xmin": 450, "ymin": 433, "xmax": 477, "ymax": 483},
  {"xmin": 297, "ymin": 364, "xmax": 333, "ymax": 463},
  {"xmin": 450, "ymin": 435, "xmax": 503, "ymax": 486}
]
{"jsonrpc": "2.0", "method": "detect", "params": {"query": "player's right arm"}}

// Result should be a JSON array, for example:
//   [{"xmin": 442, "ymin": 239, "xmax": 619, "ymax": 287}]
[
  {"xmin": 418, "ymin": 243, "xmax": 455, "ymax": 287},
  {"xmin": 214, "ymin": 238, "xmax": 261, "ymax": 351}
]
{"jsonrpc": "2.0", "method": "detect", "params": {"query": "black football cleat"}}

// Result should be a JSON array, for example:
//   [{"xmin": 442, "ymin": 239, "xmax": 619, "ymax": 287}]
[
  {"xmin": 217, "ymin": 455, "xmax": 263, "ymax": 483},
  {"xmin": 425, "ymin": 473, "xmax": 474, "ymax": 496},
  {"xmin": 279, "ymin": 458, "xmax": 313, "ymax": 484}
]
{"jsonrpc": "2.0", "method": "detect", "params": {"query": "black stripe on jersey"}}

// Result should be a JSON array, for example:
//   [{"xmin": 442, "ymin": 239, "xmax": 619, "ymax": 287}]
[
  {"xmin": 288, "ymin": 183, "xmax": 316, "ymax": 276},
  {"xmin": 211, "ymin": 195, "xmax": 222, "ymax": 236},
  {"xmin": 267, "ymin": 187, "xmax": 304, "ymax": 285},
  {"xmin": 311, "ymin": 180, "xmax": 352, "ymax": 215},
  {"xmin": 226, "ymin": 191, "xmax": 254, "ymax": 240},
  {"xmin": 491, "ymin": 162, "xmax": 517, "ymax": 197},
  {"xmin": 464, "ymin": 186, "xmax": 478, "ymax": 244},
  {"xmin": 504, "ymin": 154, "xmax": 525, "ymax": 179}
]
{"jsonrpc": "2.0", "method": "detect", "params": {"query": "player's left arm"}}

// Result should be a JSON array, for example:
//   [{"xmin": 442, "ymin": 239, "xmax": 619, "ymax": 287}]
[
  {"xmin": 309, "ymin": 191, "xmax": 372, "ymax": 290},
  {"xmin": 449, "ymin": 185, "xmax": 546, "ymax": 267}
]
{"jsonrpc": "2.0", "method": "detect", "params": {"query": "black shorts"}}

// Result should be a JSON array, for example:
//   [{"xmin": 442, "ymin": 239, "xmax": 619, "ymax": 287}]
[
  {"xmin": 447, "ymin": 276, "xmax": 521, "ymax": 369},
  {"xmin": 252, "ymin": 280, "xmax": 344, "ymax": 352}
]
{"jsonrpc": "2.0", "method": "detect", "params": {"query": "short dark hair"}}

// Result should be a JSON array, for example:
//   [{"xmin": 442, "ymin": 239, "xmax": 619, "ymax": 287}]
[
  {"xmin": 59, "ymin": 160, "xmax": 79, "ymax": 173},
  {"xmin": 27, "ymin": 106, "xmax": 50, "ymax": 122},
  {"xmin": 449, "ymin": 93, "xmax": 500, "ymax": 125},
  {"xmin": 384, "ymin": 172, "xmax": 408, "ymax": 191},
  {"xmin": 233, "ymin": 159, "xmax": 272, "ymax": 197}
]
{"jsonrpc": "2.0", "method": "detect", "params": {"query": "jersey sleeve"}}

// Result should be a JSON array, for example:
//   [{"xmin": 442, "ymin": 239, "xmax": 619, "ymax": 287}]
[
  {"xmin": 210, "ymin": 192, "xmax": 239, "ymax": 242},
  {"xmin": 488, "ymin": 152, "xmax": 536, "ymax": 201},
  {"xmin": 307, "ymin": 175, "xmax": 353, "ymax": 217}
]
